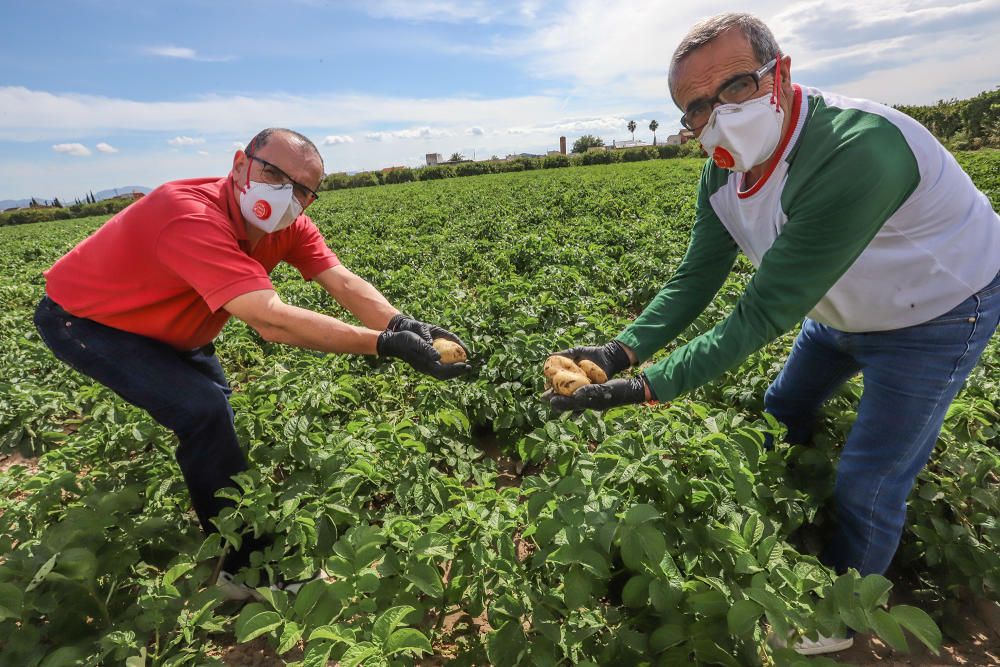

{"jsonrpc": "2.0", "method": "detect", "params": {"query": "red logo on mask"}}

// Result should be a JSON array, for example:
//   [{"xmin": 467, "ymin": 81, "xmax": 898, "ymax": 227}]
[
  {"xmin": 712, "ymin": 147, "xmax": 735, "ymax": 169},
  {"xmin": 253, "ymin": 200, "xmax": 271, "ymax": 220}
]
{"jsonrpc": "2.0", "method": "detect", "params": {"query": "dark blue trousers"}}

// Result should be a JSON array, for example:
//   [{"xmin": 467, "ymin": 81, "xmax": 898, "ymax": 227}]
[{"xmin": 34, "ymin": 295, "xmax": 263, "ymax": 570}]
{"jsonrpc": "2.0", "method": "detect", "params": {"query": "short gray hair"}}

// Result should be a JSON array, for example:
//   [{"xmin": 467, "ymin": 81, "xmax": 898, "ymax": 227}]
[{"xmin": 669, "ymin": 13, "xmax": 781, "ymax": 100}]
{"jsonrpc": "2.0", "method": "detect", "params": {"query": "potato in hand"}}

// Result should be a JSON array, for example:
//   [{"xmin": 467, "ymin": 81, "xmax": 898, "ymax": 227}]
[{"xmin": 433, "ymin": 338, "xmax": 467, "ymax": 364}]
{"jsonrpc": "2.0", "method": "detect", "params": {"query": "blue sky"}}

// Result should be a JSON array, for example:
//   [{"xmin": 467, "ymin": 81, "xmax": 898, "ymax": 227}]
[{"xmin": 1, "ymin": 0, "xmax": 998, "ymax": 201}]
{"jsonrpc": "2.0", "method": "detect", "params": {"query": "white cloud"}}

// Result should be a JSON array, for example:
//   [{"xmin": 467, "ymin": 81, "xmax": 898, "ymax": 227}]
[
  {"xmin": 358, "ymin": 0, "xmax": 539, "ymax": 24},
  {"xmin": 365, "ymin": 126, "xmax": 455, "ymax": 141},
  {"xmin": 95, "ymin": 142, "xmax": 118, "ymax": 153},
  {"xmin": 168, "ymin": 135, "xmax": 206, "ymax": 146},
  {"xmin": 506, "ymin": 116, "xmax": 629, "ymax": 136},
  {"xmin": 322, "ymin": 134, "xmax": 354, "ymax": 145},
  {"xmin": 466, "ymin": 126, "xmax": 486, "ymax": 136},
  {"xmin": 197, "ymin": 150, "xmax": 210, "ymax": 156},
  {"xmin": 146, "ymin": 46, "xmax": 235, "ymax": 62},
  {"xmin": 52, "ymin": 143, "xmax": 91, "ymax": 157}
]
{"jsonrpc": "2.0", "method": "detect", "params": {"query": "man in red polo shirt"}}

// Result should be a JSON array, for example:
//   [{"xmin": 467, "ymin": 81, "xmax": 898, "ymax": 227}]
[{"xmin": 34, "ymin": 127, "xmax": 471, "ymax": 599}]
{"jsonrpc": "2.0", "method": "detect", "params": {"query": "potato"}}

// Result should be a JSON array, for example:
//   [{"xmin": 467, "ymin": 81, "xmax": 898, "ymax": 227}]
[
  {"xmin": 543, "ymin": 355, "xmax": 583, "ymax": 380},
  {"xmin": 578, "ymin": 360, "xmax": 607, "ymax": 384},
  {"xmin": 432, "ymin": 338, "xmax": 467, "ymax": 363},
  {"xmin": 552, "ymin": 370, "xmax": 590, "ymax": 396}
]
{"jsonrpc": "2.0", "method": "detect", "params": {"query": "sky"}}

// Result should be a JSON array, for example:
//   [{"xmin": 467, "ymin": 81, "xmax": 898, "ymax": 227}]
[{"xmin": 1, "ymin": 0, "xmax": 998, "ymax": 201}]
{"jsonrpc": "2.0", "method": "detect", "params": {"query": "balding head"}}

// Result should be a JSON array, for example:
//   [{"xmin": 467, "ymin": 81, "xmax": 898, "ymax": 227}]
[{"xmin": 668, "ymin": 13, "xmax": 781, "ymax": 105}]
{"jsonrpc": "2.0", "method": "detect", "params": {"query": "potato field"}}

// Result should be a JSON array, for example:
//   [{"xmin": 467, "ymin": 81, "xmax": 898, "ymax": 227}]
[{"xmin": 0, "ymin": 154, "xmax": 998, "ymax": 666}]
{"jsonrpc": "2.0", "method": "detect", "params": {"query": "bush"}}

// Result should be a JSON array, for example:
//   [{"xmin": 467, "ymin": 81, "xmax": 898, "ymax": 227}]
[
  {"xmin": 348, "ymin": 172, "xmax": 381, "ymax": 188},
  {"xmin": 677, "ymin": 139, "xmax": 704, "ymax": 159},
  {"xmin": 622, "ymin": 147, "xmax": 658, "ymax": 162},
  {"xmin": 417, "ymin": 165, "xmax": 456, "ymax": 180},
  {"xmin": 383, "ymin": 168, "xmax": 416, "ymax": 185},
  {"xmin": 655, "ymin": 144, "xmax": 681, "ymax": 159},
  {"xmin": 542, "ymin": 154, "xmax": 570, "ymax": 169},
  {"xmin": 455, "ymin": 162, "xmax": 491, "ymax": 177}
]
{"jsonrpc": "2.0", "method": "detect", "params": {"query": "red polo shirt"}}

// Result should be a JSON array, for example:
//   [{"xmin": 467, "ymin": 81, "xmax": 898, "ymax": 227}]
[{"xmin": 44, "ymin": 176, "xmax": 340, "ymax": 350}]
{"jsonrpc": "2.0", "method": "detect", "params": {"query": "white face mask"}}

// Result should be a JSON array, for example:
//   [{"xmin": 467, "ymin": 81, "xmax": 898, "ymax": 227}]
[
  {"xmin": 238, "ymin": 180, "xmax": 303, "ymax": 234},
  {"xmin": 698, "ymin": 91, "xmax": 785, "ymax": 172}
]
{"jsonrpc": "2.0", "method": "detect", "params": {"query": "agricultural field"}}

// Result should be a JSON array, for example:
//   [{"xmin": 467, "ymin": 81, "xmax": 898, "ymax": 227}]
[{"xmin": 0, "ymin": 153, "xmax": 998, "ymax": 666}]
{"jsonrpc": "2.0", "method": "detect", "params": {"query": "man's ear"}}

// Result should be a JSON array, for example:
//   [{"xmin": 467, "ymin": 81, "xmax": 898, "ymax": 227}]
[
  {"xmin": 780, "ymin": 55, "xmax": 792, "ymax": 93},
  {"xmin": 231, "ymin": 150, "xmax": 248, "ymax": 181}
]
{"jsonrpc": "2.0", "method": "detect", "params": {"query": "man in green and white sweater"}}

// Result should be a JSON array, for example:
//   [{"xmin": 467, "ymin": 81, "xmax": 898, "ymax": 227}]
[{"xmin": 547, "ymin": 12, "xmax": 1000, "ymax": 655}]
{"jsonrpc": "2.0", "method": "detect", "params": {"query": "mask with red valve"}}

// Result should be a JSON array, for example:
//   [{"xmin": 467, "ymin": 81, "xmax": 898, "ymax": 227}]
[{"xmin": 698, "ymin": 58, "xmax": 785, "ymax": 173}]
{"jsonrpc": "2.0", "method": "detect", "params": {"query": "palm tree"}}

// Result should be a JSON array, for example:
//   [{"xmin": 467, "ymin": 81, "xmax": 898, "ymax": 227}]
[
  {"xmin": 649, "ymin": 119, "xmax": 659, "ymax": 146},
  {"xmin": 627, "ymin": 120, "xmax": 637, "ymax": 142}
]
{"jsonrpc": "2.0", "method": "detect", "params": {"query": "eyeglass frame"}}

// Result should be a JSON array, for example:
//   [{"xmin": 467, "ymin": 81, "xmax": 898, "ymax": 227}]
[
  {"xmin": 245, "ymin": 153, "xmax": 320, "ymax": 206},
  {"xmin": 679, "ymin": 57, "xmax": 779, "ymax": 131}
]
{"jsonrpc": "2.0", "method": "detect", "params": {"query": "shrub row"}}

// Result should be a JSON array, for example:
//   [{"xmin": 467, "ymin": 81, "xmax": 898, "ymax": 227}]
[{"xmin": 320, "ymin": 142, "xmax": 705, "ymax": 191}]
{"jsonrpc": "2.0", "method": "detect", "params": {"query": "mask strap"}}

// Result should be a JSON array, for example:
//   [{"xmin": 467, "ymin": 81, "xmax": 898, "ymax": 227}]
[{"xmin": 771, "ymin": 54, "xmax": 782, "ymax": 108}]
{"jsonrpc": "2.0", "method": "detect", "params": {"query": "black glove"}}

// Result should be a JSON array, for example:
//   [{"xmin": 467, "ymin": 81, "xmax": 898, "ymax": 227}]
[
  {"xmin": 387, "ymin": 314, "xmax": 471, "ymax": 356},
  {"xmin": 551, "ymin": 340, "xmax": 632, "ymax": 381},
  {"xmin": 376, "ymin": 329, "xmax": 471, "ymax": 380},
  {"xmin": 547, "ymin": 375, "xmax": 655, "ymax": 414}
]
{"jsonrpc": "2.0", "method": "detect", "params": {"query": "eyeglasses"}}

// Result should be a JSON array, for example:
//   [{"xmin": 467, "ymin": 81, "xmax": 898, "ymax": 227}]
[
  {"xmin": 247, "ymin": 154, "xmax": 320, "ymax": 206},
  {"xmin": 680, "ymin": 58, "xmax": 778, "ymax": 131}
]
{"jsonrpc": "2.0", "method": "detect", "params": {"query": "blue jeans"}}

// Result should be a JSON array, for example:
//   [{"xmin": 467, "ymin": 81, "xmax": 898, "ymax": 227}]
[
  {"xmin": 765, "ymin": 271, "xmax": 1000, "ymax": 576},
  {"xmin": 33, "ymin": 296, "xmax": 264, "ymax": 570}
]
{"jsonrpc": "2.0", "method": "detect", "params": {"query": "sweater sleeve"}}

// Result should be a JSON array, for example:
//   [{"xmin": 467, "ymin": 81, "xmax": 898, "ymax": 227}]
[
  {"xmin": 643, "ymin": 124, "xmax": 920, "ymax": 401},
  {"xmin": 615, "ymin": 165, "xmax": 739, "ymax": 361}
]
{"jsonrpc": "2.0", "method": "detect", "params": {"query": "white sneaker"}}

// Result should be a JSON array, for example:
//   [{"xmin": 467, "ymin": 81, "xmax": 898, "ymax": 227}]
[
  {"xmin": 216, "ymin": 569, "xmax": 331, "ymax": 602},
  {"xmin": 769, "ymin": 632, "xmax": 854, "ymax": 655}
]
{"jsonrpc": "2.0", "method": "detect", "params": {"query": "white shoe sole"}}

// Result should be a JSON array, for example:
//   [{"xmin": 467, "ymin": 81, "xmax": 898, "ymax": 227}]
[{"xmin": 795, "ymin": 636, "xmax": 854, "ymax": 655}]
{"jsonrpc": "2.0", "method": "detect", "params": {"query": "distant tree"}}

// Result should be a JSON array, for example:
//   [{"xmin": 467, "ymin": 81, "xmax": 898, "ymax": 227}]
[
  {"xmin": 649, "ymin": 119, "xmax": 659, "ymax": 145},
  {"xmin": 89, "ymin": 190, "xmax": 96, "ymax": 204},
  {"xmin": 490, "ymin": 154, "xmax": 500, "ymax": 161},
  {"xmin": 448, "ymin": 152, "xmax": 465, "ymax": 162},
  {"xmin": 572, "ymin": 134, "xmax": 605, "ymax": 153},
  {"xmin": 29, "ymin": 197, "xmax": 38, "ymax": 208},
  {"xmin": 627, "ymin": 120, "xmax": 637, "ymax": 142},
  {"xmin": 52, "ymin": 197, "xmax": 62, "ymax": 208}
]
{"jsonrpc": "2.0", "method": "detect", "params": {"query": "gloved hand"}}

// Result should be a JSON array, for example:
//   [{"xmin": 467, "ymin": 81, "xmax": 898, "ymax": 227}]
[
  {"xmin": 547, "ymin": 375, "xmax": 655, "ymax": 414},
  {"xmin": 550, "ymin": 340, "xmax": 633, "ymax": 381},
  {"xmin": 387, "ymin": 314, "xmax": 471, "ymax": 356},
  {"xmin": 376, "ymin": 329, "xmax": 471, "ymax": 380}
]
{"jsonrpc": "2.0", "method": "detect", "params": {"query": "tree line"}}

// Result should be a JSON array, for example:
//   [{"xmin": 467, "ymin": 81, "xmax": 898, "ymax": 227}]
[
  {"xmin": 321, "ymin": 141, "xmax": 704, "ymax": 191},
  {"xmin": 893, "ymin": 87, "xmax": 999, "ymax": 150}
]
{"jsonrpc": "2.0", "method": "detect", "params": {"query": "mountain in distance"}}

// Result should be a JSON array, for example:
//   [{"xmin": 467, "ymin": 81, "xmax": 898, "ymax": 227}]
[{"xmin": 1, "ymin": 185, "xmax": 151, "ymax": 211}]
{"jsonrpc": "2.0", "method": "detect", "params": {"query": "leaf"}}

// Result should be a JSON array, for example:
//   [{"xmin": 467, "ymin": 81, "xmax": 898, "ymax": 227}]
[
  {"xmin": 25, "ymin": 552, "xmax": 59, "ymax": 592},
  {"xmin": 891, "ymin": 605, "xmax": 942, "ymax": 654},
  {"xmin": 487, "ymin": 621, "xmax": 527, "ymax": 667},
  {"xmin": 404, "ymin": 562, "xmax": 443, "ymax": 598},
  {"xmin": 385, "ymin": 628, "xmax": 432, "ymax": 656},
  {"xmin": 373, "ymin": 605, "xmax": 416, "ymax": 646},
  {"xmin": 727, "ymin": 598, "xmax": 763, "ymax": 636},
  {"xmin": 869, "ymin": 608, "xmax": 908, "ymax": 652},
  {"xmin": 649, "ymin": 624, "xmax": 686, "ymax": 653},
  {"xmin": 858, "ymin": 574, "xmax": 893, "ymax": 610},
  {"xmin": 308, "ymin": 624, "xmax": 355, "ymax": 644},
  {"xmin": 563, "ymin": 566, "xmax": 592, "ymax": 609},
  {"xmin": 0, "ymin": 583, "xmax": 23, "ymax": 620},
  {"xmin": 234, "ymin": 603, "xmax": 283, "ymax": 643},
  {"xmin": 162, "ymin": 562, "xmax": 196, "ymax": 587},
  {"xmin": 340, "ymin": 642, "xmax": 381, "ymax": 667},
  {"xmin": 302, "ymin": 640, "xmax": 332, "ymax": 667},
  {"xmin": 624, "ymin": 503, "xmax": 660, "ymax": 525},
  {"xmin": 277, "ymin": 621, "xmax": 304, "ymax": 655},
  {"xmin": 622, "ymin": 575, "xmax": 650, "ymax": 608}
]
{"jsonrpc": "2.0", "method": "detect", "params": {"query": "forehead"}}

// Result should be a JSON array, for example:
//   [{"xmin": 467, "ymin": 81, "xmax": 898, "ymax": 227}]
[
  {"xmin": 254, "ymin": 133, "xmax": 323, "ymax": 185},
  {"xmin": 672, "ymin": 27, "xmax": 761, "ymax": 108}
]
